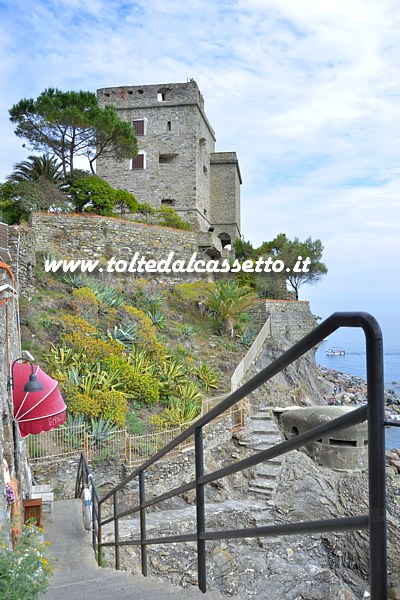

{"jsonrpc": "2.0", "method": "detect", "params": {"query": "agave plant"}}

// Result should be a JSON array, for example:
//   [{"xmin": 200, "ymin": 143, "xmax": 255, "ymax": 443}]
[
  {"xmin": 60, "ymin": 414, "xmax": 85, "ymax": 448},
  {"xmin": 107, "ymin": 323, "xmax": 137, "ymax": 345},
  {"xmin": 182, "ymin": 324, "xmax": 195, "ymax": 337},
  {"xmin": 168, "ymin": 394, "xmax": 202, "ymax": 423},
  {"xmin": 87, "ymin": 417, "xmax": 118, "ymax": 444},
  {"xmin": 44, "ymin": 345, "xmax": 86, "ymax": 377},
  {"xmin": 159, "ymin": 356, "xmax": 187, "ymax": 383},
  {"xmin": 127, "ymin": 347, "xmax": 157, "ymax": 376},
  {"xmin": 175, "ymin": 381, "xmax": 203, "ymax": 403},
  {"xmin": 78, "ymin": 365, "xmax": 125, "ymax": 396},
  {"xmin": 193, "ymin": 361, "xmax": 219, "ymax": 392},
  {"xmin": 59, "ymin": 272, "xmax": 86, "ymax": 289},
  {"xmin": 89, "ymin": 283, "xmax": 124, "ymax": 308},
  {"xmin": 147, "ymin": 309, "xmax": 166, "ymax": 330},
  {"xmin": 238, "ymin": 326, "xmax": 257, "ymax": 348}
]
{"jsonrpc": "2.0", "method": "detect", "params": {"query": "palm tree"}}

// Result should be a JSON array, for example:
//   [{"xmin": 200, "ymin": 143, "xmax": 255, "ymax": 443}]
[
  {"xmin": 7, "ymin": 154, "xmax": 63, "ymax": 184},
  {"xmin": 204, "ymin": 280, "xmax": 257, "ymax": 337}
]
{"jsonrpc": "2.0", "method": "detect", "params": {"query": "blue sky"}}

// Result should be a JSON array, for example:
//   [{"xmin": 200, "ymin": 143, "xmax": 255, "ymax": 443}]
[{"xmin": 1, "ymin": 0, "xmax": 400, "ymax": 322}]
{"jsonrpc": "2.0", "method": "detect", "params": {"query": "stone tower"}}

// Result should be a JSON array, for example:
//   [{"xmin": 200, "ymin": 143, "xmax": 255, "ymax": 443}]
[{"xmin": 96, "ymin": 81, "xmax": 241, "ymax": 246}]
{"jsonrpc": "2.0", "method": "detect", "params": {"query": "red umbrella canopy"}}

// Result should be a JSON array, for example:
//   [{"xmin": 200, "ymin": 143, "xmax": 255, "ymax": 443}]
[{"xmin": 12, "ymin": 362, "xmax": 67, "ymax": 437}]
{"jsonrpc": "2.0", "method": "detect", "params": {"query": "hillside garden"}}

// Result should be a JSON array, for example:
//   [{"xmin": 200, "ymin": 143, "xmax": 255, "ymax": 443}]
[{"xmin": 20, "ymin": 260, "xmax": 259, "ymax": 444}]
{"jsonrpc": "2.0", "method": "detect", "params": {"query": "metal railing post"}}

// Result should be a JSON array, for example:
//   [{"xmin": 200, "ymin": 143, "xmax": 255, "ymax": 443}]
[
  {"xmin": 114, "ymin": 490, "xmax": 120, "ymax": 570},
  {"xmin": 92, "ymin": 492, "xmax": 96, "ymax": 552},
  {"xmin": 195, "ymin": 426, "xmax": 206, "ymax": 593},
  {"xmin": 97, "ymin": 501, "xmax": 102, "ymax": 567},
  {"xmin": 139, "ymin": 469, "xmax": 147, "ymax": 576},
  {"xmin": 364, "ymin": 318, "xmax": 387, "ymax": 599}
]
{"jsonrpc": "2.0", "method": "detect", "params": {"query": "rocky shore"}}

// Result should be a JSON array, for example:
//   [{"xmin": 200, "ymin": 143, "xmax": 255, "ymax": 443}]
[{"xmin": 318, "ymin": 365, "xmax": 400, "ymax": 418}]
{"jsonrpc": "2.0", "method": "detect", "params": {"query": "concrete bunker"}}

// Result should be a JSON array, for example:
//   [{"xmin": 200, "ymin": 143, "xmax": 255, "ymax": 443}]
[{"xmin": 277, "ymin": 406, "xmax": 368, "ymax": 471}]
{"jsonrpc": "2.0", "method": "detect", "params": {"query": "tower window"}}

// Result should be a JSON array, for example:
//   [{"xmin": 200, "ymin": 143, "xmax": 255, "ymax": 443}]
[
  {"xmin": 157, "ymin": 91, "xmax": 166, "ymax": 102},
  {"xmin": 167, "ymin": 121, "xmax": 171, "ymax": 132},
  {"xmin": 132, "ymin": 119, "xmax": 145, "ymax": 136},
  {"xmin": 131, "ymin": 152, "xmax": 146, "ymax": 170},
  {"xmin": 159, "ymin": 153, "xmax": 178, "ymax": 164},
  {"xmin": 161, "ymin": 198, "xmax": 176, "ymax": 206}
]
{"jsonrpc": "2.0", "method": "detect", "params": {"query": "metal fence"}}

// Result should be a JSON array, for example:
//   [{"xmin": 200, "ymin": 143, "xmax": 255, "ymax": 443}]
[
  {"xmin": 27, "ymin": 423, "xmax": 87, "ymax": 462},
  {"xmin": 27, "ymin": 422, "xmax": 199, "ymax": 466},
  {"xmin": 27, "ymin": 394, "xmax": 238, "ymax": 466}
]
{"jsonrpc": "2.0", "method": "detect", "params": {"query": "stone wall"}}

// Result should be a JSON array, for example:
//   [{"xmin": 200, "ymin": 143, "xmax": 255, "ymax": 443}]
[
  {"xmin": 30, "ymin": 212, "xmax": 212, "ymax": 284},
  {"xmin": 264, "ymin": 299, "xmax": 317, "ymax": 342},
  {"xmin": 210, "ymin": 152, "xmax": 241, "ymax": 245},
  {"xmin": 7, "ymin": 223, "xmax": 36, "ymax": 299},
  {"xmin": 0, "ymin": 261, "xmax": 30, "ymax": 528}
]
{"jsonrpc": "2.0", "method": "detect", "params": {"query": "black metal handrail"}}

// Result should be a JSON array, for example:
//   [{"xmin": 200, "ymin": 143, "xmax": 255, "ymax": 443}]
[
  {"xmin": 75, "ymin": 452, "xmax": 101, "ymax": 554},
  {"xmin": 80, "ymin": 312, "xmax": 387, "ymax": 598}
]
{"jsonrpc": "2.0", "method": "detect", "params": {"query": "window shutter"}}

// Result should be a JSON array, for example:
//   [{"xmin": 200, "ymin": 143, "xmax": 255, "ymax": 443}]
[
  {"xmin": 131, "ymin": 154, "xmax": 144, "ymax": 170},
  {"xmin": 133, "ymin": 120, "xmax": 145, "ymax": 136}
]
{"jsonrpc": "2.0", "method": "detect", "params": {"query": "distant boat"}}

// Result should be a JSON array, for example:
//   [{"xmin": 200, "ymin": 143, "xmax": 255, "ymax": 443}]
[{"xmin": 326, "ymin": 347, "xmax": 346, "ymax": 356}]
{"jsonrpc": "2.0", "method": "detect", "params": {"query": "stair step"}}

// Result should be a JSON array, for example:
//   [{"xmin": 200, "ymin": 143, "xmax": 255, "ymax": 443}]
[
  {"xmin": 255, "ymin": 470, "xmax": 280, "ymax": 481},
  {"xmin": 250, "ymin": 478, "xmax": 276, "ymax": 491},
  {"xmin": 249, "ymin": 435, "xmax": 284, "ymax": 448},
  {"xmin": 253, "ymin": 433, "xmax": 282, "ymax": 440},
  {"xmin": 252, "ymin": 420, "xmax": 280, "ymax": 434},
  {"xmin": 252, "ymin": 413, "xmax": 274, "ymax": 421},
  {"xmin": 248, "ymin": 487, "xmax": 273, "ymax": 498},
  {"xmin": 256, "ymin": 463, "xmax": 281, "ymax": 471},
  {"xmin": 259, "ymin": 458, "xmax": 283, "ymax": 468}
]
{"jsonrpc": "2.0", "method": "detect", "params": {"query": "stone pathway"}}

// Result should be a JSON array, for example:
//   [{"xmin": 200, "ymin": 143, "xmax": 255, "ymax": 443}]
[
  {"xmin": 40, "ymin": 498, "xmax": 238, "ymax": 599},
  {"xmin": 237, "ymin": 407, "xmax": 284, "ymax": 505}
]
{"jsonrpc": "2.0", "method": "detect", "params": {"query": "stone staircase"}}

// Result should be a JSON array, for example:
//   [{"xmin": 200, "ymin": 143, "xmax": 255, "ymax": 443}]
[
  {"xmin": 40, "ymin": 499, "xmax": 240, "ymax": 599},
  {"xmin": 237, "ymin": 407, "xmax": 284, "ymax": 505}
]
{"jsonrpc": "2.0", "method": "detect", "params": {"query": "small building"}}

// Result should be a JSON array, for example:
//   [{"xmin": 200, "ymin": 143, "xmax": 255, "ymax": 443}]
[
  {"xmin": 279, "ymin": 406, "xmax": 368, "ymax": 471},
  {"xmin": 96, "ymin": 81, "xmax": 241, "ymax": 247}
]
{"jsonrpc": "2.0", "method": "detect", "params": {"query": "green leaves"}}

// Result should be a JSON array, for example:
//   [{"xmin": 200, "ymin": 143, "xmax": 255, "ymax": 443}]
[
  {"xmin": 268, "ymin": 233, "xmax": 328, "ymax": 300},
  {"xmin": 204, "ymin": 280, "xmax": 256, "ymax": 336},
  {"xmin": 9, "ymin": 88, "xmax": 138, "ymax": 176},
  {"xmin": 235, "ymin": 233, "xmax": 328, "ymax": 300},
  {"xmin": 6, "ymin": 154, "xmax": 63, "ymax": 184},
  {"xmin": 0, "ymin": 521, "xmax": 52, "ymax": 599}
]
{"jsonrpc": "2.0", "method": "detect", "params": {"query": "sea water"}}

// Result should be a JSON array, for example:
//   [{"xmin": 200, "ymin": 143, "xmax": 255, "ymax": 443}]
[{"xmin": 315, "ymin": 314, "xmax": 400, "ymax": 450}]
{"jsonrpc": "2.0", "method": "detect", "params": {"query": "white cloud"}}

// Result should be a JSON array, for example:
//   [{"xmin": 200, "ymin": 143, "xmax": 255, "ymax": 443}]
[{"xmin": 1, "ymin": 0, "xmax": 400, "ymax": 315}]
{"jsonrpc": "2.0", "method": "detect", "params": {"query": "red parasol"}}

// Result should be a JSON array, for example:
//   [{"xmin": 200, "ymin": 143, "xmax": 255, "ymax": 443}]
[{"xmin": 12, "ymin": 362, "xmax": 67, "ymax": 437}]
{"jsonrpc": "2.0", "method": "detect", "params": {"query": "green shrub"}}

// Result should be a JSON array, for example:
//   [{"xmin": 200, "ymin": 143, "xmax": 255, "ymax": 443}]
[
  {"xmin": 172, "ymin": 281, "xmax": 213, "ymax": 306},
  {"xmin": 127, "ymin": 372, "xmax": 160, "ymax": 405},
  {"xmin": 67, "ymin": 393, "xmax": 101, "ymax": 418},
  {"xmin": 124, "ymin": 305, "xmax": 165, "ymax": 356},
  {"xmin": 93, "ymin": 390, "xmax": 128, "ymax": 427},
  {"xmin": 154, "ymin": 205, "xmax": 191, "ymax": 230},
  {"xmin": 126, "ymin": 413, "xmax": 146, "ymax": 434},
  {"xmin": 151, "ymin": 394, "xmax": 201, "ymax": 430},
  {"xmin": 71, "ymin": 286, "xmax": 100, "ymax": 320},
  {"xmin": 0, "ymin": 521, "xmax": 52, "ymax": 599}
]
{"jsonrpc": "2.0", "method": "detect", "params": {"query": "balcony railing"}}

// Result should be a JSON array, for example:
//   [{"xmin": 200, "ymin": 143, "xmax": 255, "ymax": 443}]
[{"xmin": 75, "ymin": 312, "xmax": 387, "ymax": 598}]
